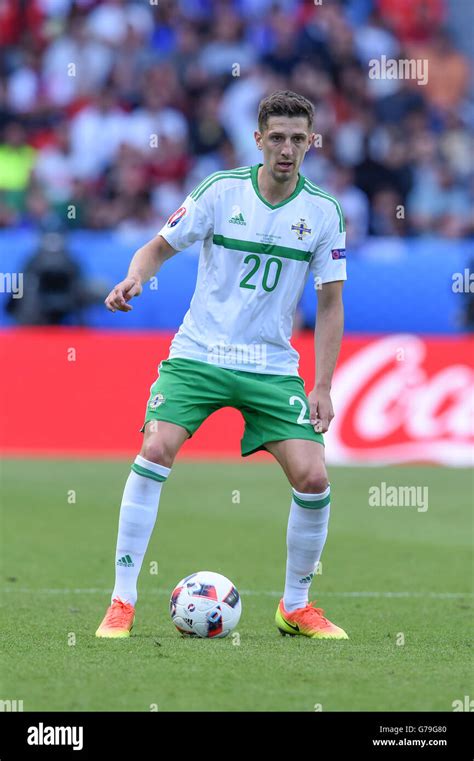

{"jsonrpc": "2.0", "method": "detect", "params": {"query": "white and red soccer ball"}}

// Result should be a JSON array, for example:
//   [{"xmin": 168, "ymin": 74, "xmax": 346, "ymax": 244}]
[{"xmin": 170, "ymin": 571, "xmax": 241, "ymax": 638}]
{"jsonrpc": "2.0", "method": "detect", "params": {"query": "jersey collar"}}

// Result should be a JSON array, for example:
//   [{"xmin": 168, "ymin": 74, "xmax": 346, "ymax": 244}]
[{"xmin": 251, "ymin": 163, "xmax": 305, "ymax": 210}]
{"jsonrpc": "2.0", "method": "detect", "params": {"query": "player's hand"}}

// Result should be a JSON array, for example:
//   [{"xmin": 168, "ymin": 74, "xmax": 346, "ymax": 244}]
[
  {"xmin": 105, "ymin": 277, "xmax": 143, "ymax": 313},
  {"xmin": 308, "ymin": 387, "xmax": 334, "ymax": 433}
]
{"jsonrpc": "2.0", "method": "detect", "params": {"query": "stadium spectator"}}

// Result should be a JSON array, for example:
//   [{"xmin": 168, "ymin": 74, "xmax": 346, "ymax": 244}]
[
  {"xmin": 407, "ymin": 161, "xmax": 471, "ymax": 237},
  {"xmin": 199, "ymin": 7, "xmax": 256, "ymax": 77},
  {"xmin": 326, "ymin": 163, "xmax": 370, "ymax": 246},
  {"xmin": 376, "ymin": 0, "xmax": 445, "ymax": 44},
  {"xmin": 125, "ymin": 85, "xmax": 188, "ymax": 157},
  {"xmin": 86, "ymin": 0, "xmax": 154, "ymax": 47},
  {"xmin": 69, "ymin": 87, "xmax": 129, "ymax": 179},
  {"xmin": 261, "ymin": 10, "xmax": 303, "ymax": 76},
  {"xmin": 42, "ymin": 15, "xmax": 115, "ymax": 106},
  {"xmin": 33, "ymin": 121, "xmax": 79, "ymax": 204},
  {"xmin": 371, "ymin": 187, "xmax": 407, "ymax": 235},
  {"xmin": 408, "ymin": 28, "xmax": 470, "ymax": 113},
  {"xmin": 0, "ymin": 122, "xmax": 36, "ymax": 217}
]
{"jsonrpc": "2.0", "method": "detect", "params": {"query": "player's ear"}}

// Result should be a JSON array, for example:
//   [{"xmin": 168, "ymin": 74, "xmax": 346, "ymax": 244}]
[{"xmin": 254, "ymin": 130, "xmax": 263, "ymax": 150}]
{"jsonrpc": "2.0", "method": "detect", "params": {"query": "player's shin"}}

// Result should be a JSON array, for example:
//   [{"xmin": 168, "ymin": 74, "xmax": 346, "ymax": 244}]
[
  {"xmin": 111, "ymin": 454, "xmax": 171, "ymax": 606},
  {"xmin": 283, "ymin": 485, "xmax": 331, "ymax": 612}
]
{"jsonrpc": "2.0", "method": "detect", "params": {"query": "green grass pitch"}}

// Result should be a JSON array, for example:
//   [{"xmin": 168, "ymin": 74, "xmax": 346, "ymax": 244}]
[{"xmin": 1, "ymin": 459, "xmax": 472, "ymax": 712}]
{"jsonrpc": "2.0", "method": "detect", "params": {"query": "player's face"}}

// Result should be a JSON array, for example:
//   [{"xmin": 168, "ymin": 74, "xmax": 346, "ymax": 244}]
[{"xmin": 255, "ymin": 116, "xmax": 315, "ymax": 183}]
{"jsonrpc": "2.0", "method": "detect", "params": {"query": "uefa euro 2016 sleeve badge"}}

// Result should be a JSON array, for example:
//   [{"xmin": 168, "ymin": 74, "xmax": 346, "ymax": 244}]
[
  {"xmin": 166, "ymin": 206, "xmax": 186, "ymax": 228},
  {"xmin": 149, "ymin": 393, "xmax": 166, "ymax": 410}
]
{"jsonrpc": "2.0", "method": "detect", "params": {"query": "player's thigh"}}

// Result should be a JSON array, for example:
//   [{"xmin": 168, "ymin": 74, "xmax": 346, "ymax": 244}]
[
  {"xmin": 140, "ymin": 420, "xmax": 190, "ymax": 468},
  {"xmin": 141, "ymin": 358, "xmax": 232, "ymax": 466},
  {"xmin": 265, "ymin": 438, "xmax": 328, "ymax": 493},
  {"xmin": 237, "ymin": 372, "xmax": 325, "ymax": 478}
]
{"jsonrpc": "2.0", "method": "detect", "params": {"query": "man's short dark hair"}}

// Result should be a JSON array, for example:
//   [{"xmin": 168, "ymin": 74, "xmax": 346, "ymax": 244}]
[{"xmin": 258, "ymin": 90, "xmax": 314, "ymax": 133}]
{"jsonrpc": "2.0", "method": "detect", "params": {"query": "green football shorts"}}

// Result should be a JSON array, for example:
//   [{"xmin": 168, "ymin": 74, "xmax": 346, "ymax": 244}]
[{"xmin": 142, "ymin": 357, "xmax": 324, "ymax": 457}]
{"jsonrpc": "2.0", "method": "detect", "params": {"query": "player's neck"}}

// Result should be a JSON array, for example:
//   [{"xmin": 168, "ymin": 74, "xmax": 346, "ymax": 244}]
[{"xmin": 257, "ymin": 164, "xmax": 299, "ymax": 206}]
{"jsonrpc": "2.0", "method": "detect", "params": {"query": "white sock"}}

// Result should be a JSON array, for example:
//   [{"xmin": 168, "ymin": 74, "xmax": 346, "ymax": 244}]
[
  {"xmin": 283, "ymin": 485, "xmax": 331, "ymax": 612},
  {"xmin": 111, "ymin": 455, "xmax": 170, "ymax": 606}
]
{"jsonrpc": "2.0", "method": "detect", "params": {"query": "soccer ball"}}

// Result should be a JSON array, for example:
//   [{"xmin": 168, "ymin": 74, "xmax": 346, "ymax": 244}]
[{"xmin": 169, "ymin": 571, "xmax": 241, "ymax": 638}]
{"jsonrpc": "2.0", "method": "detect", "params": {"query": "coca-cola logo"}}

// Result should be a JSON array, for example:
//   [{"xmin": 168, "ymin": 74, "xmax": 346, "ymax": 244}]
[{"xmin": 328, "ymin": 335, "xmax": 474, "ymax": 465}]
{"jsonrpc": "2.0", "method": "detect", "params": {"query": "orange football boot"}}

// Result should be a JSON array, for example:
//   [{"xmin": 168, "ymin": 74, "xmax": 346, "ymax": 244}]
[
  {"xmin": 275, "ymin": 598, "xmax": 349, "ymax": 639},
  {"xmin": 95, "ymin": 597, "xmax": 135, "ymax": 638}
]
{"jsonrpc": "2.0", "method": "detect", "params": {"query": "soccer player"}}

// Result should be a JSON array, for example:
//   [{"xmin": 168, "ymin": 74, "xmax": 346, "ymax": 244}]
[{"xmin": 96, "ymin": 90, "xmax": 348, "ymax": 640}]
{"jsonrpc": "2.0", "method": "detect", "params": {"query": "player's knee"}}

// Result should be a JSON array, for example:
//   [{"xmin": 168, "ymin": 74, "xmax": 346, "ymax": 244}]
[
  {"xmin": 293, "ymin": 471, "xmax": 328, "ymax": 494},
  {"xmin": 140, "ymin": 437, "xmax": 175, "ymax": 468}
]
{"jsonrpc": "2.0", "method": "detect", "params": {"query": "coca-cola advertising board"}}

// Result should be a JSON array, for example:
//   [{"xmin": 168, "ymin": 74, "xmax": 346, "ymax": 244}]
[
  {"xmin": 0, "ymin": 329, "xmax": 472, "ymax": 465},
  {"xmin": 327, "ymin": 334, "xmax": 473, "ymax": 467}
]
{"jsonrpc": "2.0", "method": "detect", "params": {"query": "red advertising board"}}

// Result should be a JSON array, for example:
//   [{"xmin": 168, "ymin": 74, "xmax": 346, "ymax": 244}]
[
  {"xmin": 329, "ymin": 334, "xmax": 473, "ymax": 466},
  {"xmin": 1, "ymin": 329, "xmax": 472, "ymax": 465}
]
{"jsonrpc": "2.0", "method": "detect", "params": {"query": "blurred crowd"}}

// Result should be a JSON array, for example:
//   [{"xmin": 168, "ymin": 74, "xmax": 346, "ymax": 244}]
[{"xmin": 0, "ymin": 0, "xmax": 473, "ymax": 242}]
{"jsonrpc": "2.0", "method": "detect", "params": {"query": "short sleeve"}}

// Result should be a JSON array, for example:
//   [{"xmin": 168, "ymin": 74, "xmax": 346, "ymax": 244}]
[
  {"xmin": 309, "ymin": 203, "xmax": 347, "ymax": 285},
  {"xmin": 158, "ymin": 183, "xmax": 214, "ymax": 252}
]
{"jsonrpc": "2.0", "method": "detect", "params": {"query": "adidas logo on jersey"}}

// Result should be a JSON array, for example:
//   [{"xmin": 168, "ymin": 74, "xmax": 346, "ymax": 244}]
[{"xmin": 228, "ymin": 209, "xmax": 246, "ymax": 225}]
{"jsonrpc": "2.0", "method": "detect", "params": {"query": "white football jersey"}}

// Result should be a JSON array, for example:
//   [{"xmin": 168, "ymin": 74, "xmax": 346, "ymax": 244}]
[{"xmin": 158, "ymin": 164, "xmax": 346, "ymax": 375}]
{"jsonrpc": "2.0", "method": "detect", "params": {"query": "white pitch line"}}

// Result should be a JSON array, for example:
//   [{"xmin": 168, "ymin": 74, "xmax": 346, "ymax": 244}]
[{"xmin": 1, "ymin": 588, "xmax": 472, "ymax": 600}]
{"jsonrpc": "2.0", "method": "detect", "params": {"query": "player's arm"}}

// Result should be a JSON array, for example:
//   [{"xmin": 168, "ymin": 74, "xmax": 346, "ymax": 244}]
[
  {"xmin": 307, "ymin": 201, "xmax": 346, "ymax": 433},
  {"xmin": 106, "ymin": 178, "xmax": 215, "ymax": 313},
  {"xmin": 308, "ymin": 281, "xmax": 344, "ymax": 433},
  {"xmin": 105, "ymin": 235, "xmax": 177, "ymax": 313}
]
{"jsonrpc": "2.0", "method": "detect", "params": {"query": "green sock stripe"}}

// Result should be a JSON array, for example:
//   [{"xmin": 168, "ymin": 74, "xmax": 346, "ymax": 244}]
[
  {"xmin": 292, "ymin": 492, "xmax": 331, "ymax": 509},
  {"xmin": 131, "ymin": 463, "xmax": 167, "ymax": 483}
]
